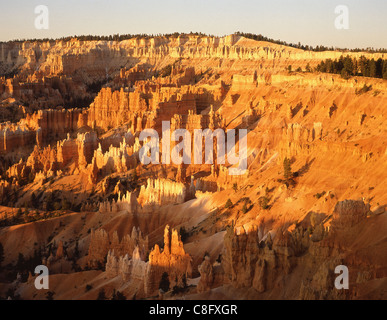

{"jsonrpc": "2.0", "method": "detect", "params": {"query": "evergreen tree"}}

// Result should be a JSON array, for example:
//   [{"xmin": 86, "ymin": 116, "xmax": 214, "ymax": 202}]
[
  {"xmin": 115, "ymin": 291, "xmax": 126, "ymax": 300},
  {"xmin": 132, "ymin": 168, "xmax": 138, "ymax": 187},
  {"xmin": 182, "ymin": 274, "xmax": 187, "ymax": 288},
  {"xmin": 61, "ymin": 198, "xmax": 70, "ymax": 211},
  {"xmin": 383, "ymin": 61, "xmax": 387, "ymax": 80},
  {"xmin": 0, "ymin": 242, "xmax": 4, "ymax": 268},
  {"xmin": 159, "ymin": 272, "xmax": 170, "ymax": 292},
  {"xmin": 342, "ymin": 56, "xmax": 354, "ymax": 77},
  {"xmin": 16, "ymin": 208, "xmax": 23, "ymax": 219},
  {"xmin": 369, "ymin": 59, "xmax": 377, "ymax": 78},
  {"xmin": 259, "ymin": 196, "xmax": 270, "ymax": 210},
  {"xmin": 46, "ymin": 291, "xmax": 55, "ymax": 300},
  {"xmin": 241, "ymin": 202, "xmax": 248, "ymax": 214},
  {"xmin": 376, "ymin": 58, "xmax": 383, "ymax": 78},
  {"xmin": 179, "ymin": 227, "xmax": 188, "ymax": 243},
  {"xmin": 74, "ymin": 240, "xmax": 79, "ymax": 259},
  {"xmin": 283, "ymin": 157, "xmax": 292, "ymax": 180},
  {"xmin": 31, "ymin": 193, "xmax": 37, "ymax": 208},
  {"xmin": 225, "ymin": 199, "xmax": 233, "ymax": 208},
  {"xmin": 16, "ymin": 253, "xmax": 25, "ymax": 271},
  {"xmin": 97, "ymin": 288, "xmax": 107, "ymax": 300}
]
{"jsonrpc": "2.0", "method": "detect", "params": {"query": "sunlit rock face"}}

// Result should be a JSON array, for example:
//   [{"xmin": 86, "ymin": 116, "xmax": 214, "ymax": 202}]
[
  {"xmin": 145, "ymin": 225, "xmax": 192, "ymax": 296},
  {"xmin": 87, "ymin": 227, "xmax": 148, "ymax": 269},
  {"xmin": 0, "ymin": 34, "xmax": 386, "ymax": 300}
]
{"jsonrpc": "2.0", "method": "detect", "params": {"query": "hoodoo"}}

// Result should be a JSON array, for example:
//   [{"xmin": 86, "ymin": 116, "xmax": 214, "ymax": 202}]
[{"xmin": 0, "ymin": 30, "xmax": 386, "ymax": 301}]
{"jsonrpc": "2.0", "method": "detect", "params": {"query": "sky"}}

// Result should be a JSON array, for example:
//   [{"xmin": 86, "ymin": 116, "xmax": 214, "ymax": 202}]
[{"xmin": 0, "ymin": 0, "xmax": 386, "ymax": 49}]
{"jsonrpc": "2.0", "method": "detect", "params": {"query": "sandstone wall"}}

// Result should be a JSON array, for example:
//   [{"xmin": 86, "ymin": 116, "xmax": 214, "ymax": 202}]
[
  {"xmin": 2, "ymin": 36, "xmax": 384, "ymax": 84},
  {"xmin": 87, "ymin": 227, "xmax": 148, "ymax": 269},
  {"xmin": 145, "ymin": 225, "xmax": 192, "ymax": 295},
  {"xmin": 0, "ymin": 108, "xmax": 86, "ymax": 154},
  {"xmin": 138, "ymin": 178, "xmax": 187, "ymax": 207}
]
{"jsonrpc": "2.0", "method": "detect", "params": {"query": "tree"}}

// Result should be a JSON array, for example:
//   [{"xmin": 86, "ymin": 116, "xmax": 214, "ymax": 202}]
[
  {"xmin": 159, "ymin": 272, "xmax": 170, "ymax": 292},
  {"xmin": 46, "ymin": 291, "xmax": 55, "ymax": 300},
  {"xmin": 31, "ymin": 193, "xmax": 37, "ymax": 208},
  {"xmin": 97, "ymin": 288, "xmax": 107, "ymax": 300},
  {"xmin": 259, "ymin": 196, "xmax": 270, "ymax": 210},
  {"xmin": 0, "ymin": 242, "xmax": 4, "ymax": 268},
  {"xmin": 232, "ymin": 183, "xmax": 238, "ymax": 192},
  {"xmin": 383, "ymin": 60, "xmax": 387, "ymax": 79},
  {"xmin": 5, "ymin": 288, "xmax": 18, "ymax": 300},
  {"xmin": 225, "ymin": 199, "xmax": 233, "ymax": 209},
  {"xmin": 53, "ymin": 202, "xmax": 61, "ymax": 211},
  {"xmin": 28, "ymin": 171, "xmax": 35, "ymax": 183},
  {"xmin": 182, "ymin": 274, "xmax": 187, "ymax": 288},
  {"xmin": 61, "ymin": 198, "xmax": 70, "ymax": 211},
  {"xmin": 283, "ymin": 157, "xmax": 292, "ymax": 180},
  {"xmin": 317, "ymin": 55, "xmax": 387, "ymax": 79},
  {"xmin": 23, "ymin": 202, "xmax": 30, "ymax": 214},
  {"xmin": 287, "ymin": 65, "xmax": 292, "ymax": 73},
  {"xmin": 160, "ymin": 64, "xmax": 173, "ymax": 78},
  {"xmin": 115, "ymin": 291, "xmax": 126, "ymax": 300},
  {"xmin": 74, "ymin": 240, "xmax": 79, "ymax": 259},
  {"xmin": 342, "ymin": 55, "xmax": 354, "ymax": 78},
  {"xmin": 15, "ymin": 207, "xmax": 23, "ymax": 219},
  {"xmin": 131, "ymin": 168, "xmax": 139, "ymax": 188},
  {"xmin": 16, "ymin": 253, "xmax": 25, "ymax": 271},
  {"xmin": 241, "ymin": 202, "xmax": 248, "ymax": 214},
  {"xmin": 369, "ymin": 59, "xmax": 377, "ymax": 78},
  {"xmin": 305, "ymin": 63, "xmax": 311, "ymax": 72},
  {"xmin": 179, "ymin": 227, "xmax": 188, "ymax": 243}
]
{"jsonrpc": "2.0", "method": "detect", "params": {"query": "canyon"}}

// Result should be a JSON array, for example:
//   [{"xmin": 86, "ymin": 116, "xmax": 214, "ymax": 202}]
[{"xmin": 0, "ymin": 34, "xmax": 386, "ymax": 300}]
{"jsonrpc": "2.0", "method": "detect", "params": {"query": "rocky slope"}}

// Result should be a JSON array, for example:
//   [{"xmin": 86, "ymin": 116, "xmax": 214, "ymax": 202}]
[{"xmin": 0, "ymin": 34, "xmax": 386, "ymax": 300}]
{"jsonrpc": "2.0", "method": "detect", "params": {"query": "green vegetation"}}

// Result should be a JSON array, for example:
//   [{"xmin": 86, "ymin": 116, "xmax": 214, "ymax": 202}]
[
  {"xmin": 61, "ymin": 198, "xmax": 70, "ymax": 211},
  {"xmin": 259, "ymin": 196, "xmax": 270, "ymax": 210},
  {"xmin": 16, "ymin": 253, "xmax": 25, "ymax": 272},
  {"xmin": 97, "ymin": 288, "xmax": 107, "ymax": 300},
  {"xmin": 283, "ymin": 157, "xmax": 293, "ymax": 181},
  {"xmin": 278, "ymin": 157, "xmax": 296, "ymax": 188},
  {"xmin": 316, "ymin": 56, "xmax": 387, "ymax": 79},
  {"xmin": 0, "ymin": 242, "xmax": 4, "ymax": 269},
  {"xmin": 355, "ymin": 84, "xmax": 373, "ymax": 95},
  {"xmin": 159, "ymin": 64, "xmax": 173, "ymax": 78},
  {"xmin": 179, "ymin": 226, "xmax": 189, "ymax": 243},
  {"xmin": 314, "ymin": 191, "xmax": 326, "ymax": 199},
  {"xmin": 235, "ymin": 32, "xmax": 387, "ymax": 53},
  {"xmin": 159, "ymin": 272, "xmax": 170, "ymax": 292},
  {"xmin": 131, "ymin": 168, "xmax": 138, "ymax": 186},
  {"xmin": 111, "ymin": 289, "xmax": 126, "ymax": 300},
  {"xmin": 241, "ymin": 202, "xmax": 248, "ymax": 214},
  {"xmin": 4, "ymin": 31, "xmax": 384, "ymax": 53},
  {"xmin": 240, "ymin": 197, "xmax": 253, "ymax": 214},
  {"xmin": 2, "ymin": 32, "xmax": 209, "ymax": 44},
  {"xmin": 46, "ymin": 291, "xmax": 55, "ymax": 300},
  {"xmin": 225, "ymin": 199, "xmax": 233, "ymax": 209},
  {"xmin": 172, "ymin": 274, "xmax": 188, "ymax": 295}
]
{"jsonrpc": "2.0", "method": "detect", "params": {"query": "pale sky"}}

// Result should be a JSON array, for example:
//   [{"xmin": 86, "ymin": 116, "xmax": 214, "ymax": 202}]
[{"xmin": 0, "ymin": 0, "xmax": 386, "ymax": 49}]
